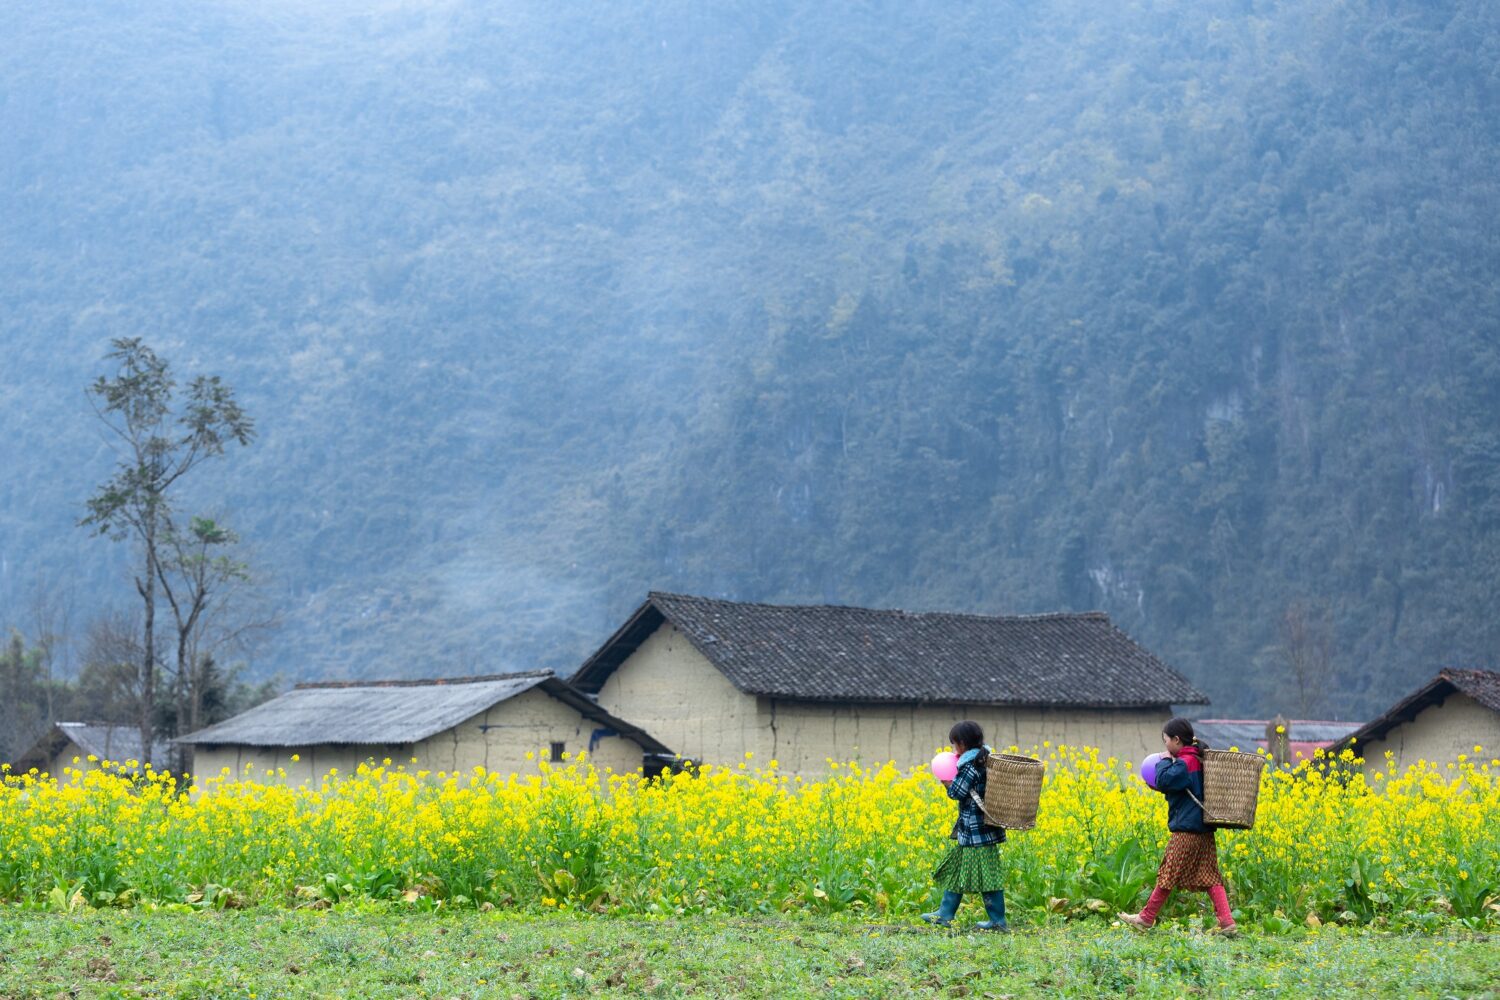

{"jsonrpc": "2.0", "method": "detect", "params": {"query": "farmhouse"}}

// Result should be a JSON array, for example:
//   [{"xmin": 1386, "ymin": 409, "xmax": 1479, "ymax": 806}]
[
  {"xmin": 571, "ymin": 592, "xmax": 1208, "ymax": 774},
  {"xmin": 9, "ymin": 722, "xmax": 169, "ymax": 779},
  {"xmin": 1191, "ymin": 719, "xmax": 1363, "ymax": 764},
  {"xmin": 176, "ymin": 670, "xmax": 672, "ymax": 783},
  {"xmin": 1329, "ymin": 668, "xmax": 1500, "ymax": 778}
]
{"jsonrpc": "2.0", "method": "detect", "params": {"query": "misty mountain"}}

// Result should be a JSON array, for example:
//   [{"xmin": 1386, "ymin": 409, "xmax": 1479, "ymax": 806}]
[{"xmin": 3, "ymin": 0, "xmax": 1498, "ymax": 718}]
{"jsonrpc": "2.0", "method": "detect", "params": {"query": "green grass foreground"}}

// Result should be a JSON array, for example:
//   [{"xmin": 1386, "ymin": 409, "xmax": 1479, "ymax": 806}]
[{"xmin": 0, "ymin": 910, "xmax": 1494, "ymax": 999}]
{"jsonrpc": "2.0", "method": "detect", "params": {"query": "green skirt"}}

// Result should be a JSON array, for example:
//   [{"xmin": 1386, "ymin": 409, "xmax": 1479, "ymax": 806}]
[{"xmin": 932, "ymin": 844, "xmax": 1005, "ymax": 893}]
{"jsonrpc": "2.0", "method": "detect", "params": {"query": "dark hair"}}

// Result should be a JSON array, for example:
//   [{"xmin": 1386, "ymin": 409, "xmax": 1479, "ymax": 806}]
[
  {"xmin": 949, "ymin": 720, "xmax": 988, "ymax": 762},
  {"xmin": 1162, "ymin": 716, "xmax": 1208, "ymax": 749}
]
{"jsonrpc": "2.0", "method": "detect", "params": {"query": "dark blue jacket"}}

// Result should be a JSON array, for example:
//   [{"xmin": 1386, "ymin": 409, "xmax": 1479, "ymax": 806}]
[{"xmin": 1155, "ymin": 753, "xmax": 1210, "ymax": 833}]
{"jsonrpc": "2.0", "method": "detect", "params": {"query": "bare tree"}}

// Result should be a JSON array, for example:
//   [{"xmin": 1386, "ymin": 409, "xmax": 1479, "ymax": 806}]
[
  {"xmin": 1278, "ymin": 601, "xmax": 1332, "ymax": 718},
  {"xmin": 81, "ymin": 339, "xmax": 254, "ymax": 765},
  {"xmin": 155, "ymin": 514, "xmax": 278, "ymax": 770},
  {"xmin": 27, "ymin": 576, "xmax": 76, "ymax": 724},
  {"xmin": 77, "ymin": 612, "xmax": 149, "ymax": 729}
]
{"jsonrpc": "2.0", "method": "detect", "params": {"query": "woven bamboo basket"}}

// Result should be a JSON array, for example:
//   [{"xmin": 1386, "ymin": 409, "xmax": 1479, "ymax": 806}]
[
  {"xmin": 981, "ymin": 753, "xmax": 1045, "ymax": 831},
  {"xmin": 1199, "ymin": 749, "xmax": 1267, "ymax": 830}
]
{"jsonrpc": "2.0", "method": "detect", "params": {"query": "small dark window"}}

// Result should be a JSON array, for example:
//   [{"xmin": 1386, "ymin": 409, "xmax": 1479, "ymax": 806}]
[{"xmin": 549, "ymin": 741, "xmax": 566, "ymax": 762}]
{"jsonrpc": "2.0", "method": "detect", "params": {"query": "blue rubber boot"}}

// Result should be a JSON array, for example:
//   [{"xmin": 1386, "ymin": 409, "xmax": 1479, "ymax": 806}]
[
  {"xmin": 976, "ymin": 890, "xmax": 1009, "ymax": 931},
  {"xmin": 921, "ymin": 891, "xmax": 963, "ymax": 927}
]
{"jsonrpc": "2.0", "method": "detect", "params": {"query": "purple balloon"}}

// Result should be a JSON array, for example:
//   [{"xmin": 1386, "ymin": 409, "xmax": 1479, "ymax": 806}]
[{"xmin": 1139, "ymin": 752, "xmax": 1166, "ymax": 788}]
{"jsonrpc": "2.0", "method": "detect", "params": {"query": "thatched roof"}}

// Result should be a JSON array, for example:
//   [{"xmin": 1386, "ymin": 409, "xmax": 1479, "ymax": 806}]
[
  {"xmin": 9, "ymin": 722, "xmax": 170, "ymax": 773},
  {"xmin": 177, "ymin": 670, "xmax": 671, "ymax": 753},
  {"xmin": 572, "ymin": 592, "xmax": 1208, "ymax": 709},
  {"xmin": 1330, "ymin": 668, "xmax": 1500, "ymax": 753}
]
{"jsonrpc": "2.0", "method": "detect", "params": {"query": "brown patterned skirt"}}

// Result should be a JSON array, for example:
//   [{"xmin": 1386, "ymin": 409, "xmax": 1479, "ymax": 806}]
[{"xmin": 1156, "ymin": 831, "xmax": 1223, "ymax": 890}]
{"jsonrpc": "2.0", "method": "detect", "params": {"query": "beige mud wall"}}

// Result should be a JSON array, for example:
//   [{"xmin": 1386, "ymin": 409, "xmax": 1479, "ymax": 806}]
[
  {"xmin": 190, "ymin": 688, "xmax": 650, "ymax": 788},
  {"xmin": 1356, "ymin": 693, "xmax": 1500, "ymax": 779},
  {"xmin": 757, "ymin": 701, "xmax": 1168, "ymax": 774},
  {"xmin": 189, "ymin": 744, "xmax": 376, "ymax": 787},
  {"xmin": 592, "ymin": 622, "xmax": 762, "ymax": 764},
  {"xmin": 409, "ymin": 686, "xmax": 647, "ymax": 777}
]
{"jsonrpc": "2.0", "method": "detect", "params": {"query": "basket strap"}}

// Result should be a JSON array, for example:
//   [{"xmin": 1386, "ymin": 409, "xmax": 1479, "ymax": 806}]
[
  {"xmin": 1185, "ymin": 788, "xmax": 1208, "ymax": 813},
  {"xmin": 969, "ymin": 790, "xmax": 1001, "ymax": 827}
]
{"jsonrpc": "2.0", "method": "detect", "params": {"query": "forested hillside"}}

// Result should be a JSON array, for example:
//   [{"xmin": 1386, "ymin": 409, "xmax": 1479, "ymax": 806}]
[{"xmin": 3, "ymin": 0, "xmax": 1497, "ymax": 719}]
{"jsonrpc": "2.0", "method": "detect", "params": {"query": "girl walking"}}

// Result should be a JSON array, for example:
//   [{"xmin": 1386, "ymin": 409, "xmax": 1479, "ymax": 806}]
[
  {"xmin": 1119, "ymin": 717, "xmax": 1238, "ymax": 936},
  {"xmin": 921, "ymin": 720, "xmax": 1008, "ymax": 931}
]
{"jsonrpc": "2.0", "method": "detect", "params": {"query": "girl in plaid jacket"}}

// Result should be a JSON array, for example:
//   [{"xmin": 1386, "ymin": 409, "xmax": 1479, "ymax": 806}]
[{"xmin": 921, "ymin": 720, "xmax": 1009, "ymax": 931}]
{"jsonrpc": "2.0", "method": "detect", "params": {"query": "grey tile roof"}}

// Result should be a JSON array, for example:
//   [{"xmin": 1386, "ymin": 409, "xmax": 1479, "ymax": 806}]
[
  {"xmin": 573, "ymin": 592, "xmax": 1208, "ymax": 708},
  {"xmin": 1445, "ymin": 668, "xmax": 1500, "ymax": 711},
  {"xmin": 1331, "ymin": 668, "xmax": 1500, "ymax": 752},
  {"xmin": 177, "ymin": 670, "xmax": 671, "ymax": 754},
  {"xmin": 61, "ymin": 723, "xmax": 171, "ymax": 765},
  {"xmin": 8, "ymin": 722, "xmax": 171, "ymax": 773}
]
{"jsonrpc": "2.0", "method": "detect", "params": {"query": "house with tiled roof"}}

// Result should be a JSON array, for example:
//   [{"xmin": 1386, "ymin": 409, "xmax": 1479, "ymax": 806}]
[
  {"xmin": 570, "ymin": 592, "xmax": 1208, "ymax": 774},
  {"xmin": 1329, "ymin": 669, "xmax": 1500, "ymax": 778},
  {"xmin": 10, "ymin": 722, "xmax": 170, "ymax": 779},
  {"xmin": 177, "ymin": 670, "xmax": 672, "ymax": 784}
]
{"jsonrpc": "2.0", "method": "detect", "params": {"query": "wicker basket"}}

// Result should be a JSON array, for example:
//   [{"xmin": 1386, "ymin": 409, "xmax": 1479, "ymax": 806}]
[
  {"xmin": 1199, "ymin": 749, "xmax": 1267, "ymax": 830},
  {"xmin": 981, "ymin": 753, "xmax": 1045, "ymax": 831}
]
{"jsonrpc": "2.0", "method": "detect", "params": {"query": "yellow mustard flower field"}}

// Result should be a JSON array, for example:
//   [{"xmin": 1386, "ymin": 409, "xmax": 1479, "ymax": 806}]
[{"xmin": 3, "ymin": 746, "xmax": 1496, "ymax": 931}]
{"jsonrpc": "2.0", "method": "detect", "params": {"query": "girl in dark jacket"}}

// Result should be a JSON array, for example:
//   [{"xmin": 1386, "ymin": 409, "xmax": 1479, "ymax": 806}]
[
  {"xmin": 920, "ymin": 720, "xmax": 1008, "ymax": 931},
  {"xmin": 1119, "ymin": 717, "xmax": 1238, "ymax": 936}
]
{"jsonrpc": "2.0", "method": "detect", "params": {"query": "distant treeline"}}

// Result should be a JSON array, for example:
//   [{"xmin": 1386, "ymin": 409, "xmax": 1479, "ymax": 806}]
[{"xmin": 2, "ymin": 1, "xmax": 1497, "ymax": 718}]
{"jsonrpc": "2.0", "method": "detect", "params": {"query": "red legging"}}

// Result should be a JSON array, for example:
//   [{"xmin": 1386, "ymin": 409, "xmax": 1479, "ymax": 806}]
[{"xmin": 1140, "ymin": 885, "xmax": 1234, "ymax": 927}]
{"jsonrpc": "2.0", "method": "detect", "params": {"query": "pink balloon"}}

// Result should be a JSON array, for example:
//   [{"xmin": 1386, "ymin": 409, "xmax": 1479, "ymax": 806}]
[
  {"xmin": 931, "ymin": 751, "xmax": 959, "ymax": 782},
  {"xmin": 1139, "ymin": 752, "xmax": 1166, "ymax": 788}
]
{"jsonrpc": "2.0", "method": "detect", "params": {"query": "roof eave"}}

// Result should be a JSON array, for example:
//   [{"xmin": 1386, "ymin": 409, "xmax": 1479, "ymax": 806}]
[
  {"xmin": 569, "ymin": 598, "xmax": 668, "ymax": 693},
  {"xmin": 1330, "ymin": 676, "xmax": 1455, "ymax": 754},
  {"xmin": 8, "ymin": 726, "xmax": 72, "ymax": 773},
  {"xmin": 539, "ymin": 678, "xmax": 674, "ymax": 756}
]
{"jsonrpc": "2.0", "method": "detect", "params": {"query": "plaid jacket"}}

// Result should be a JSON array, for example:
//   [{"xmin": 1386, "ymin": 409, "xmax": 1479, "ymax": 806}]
[{"xmin": 947, "ymin": 756, "xmax": 1006, "ymax": 847}]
